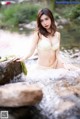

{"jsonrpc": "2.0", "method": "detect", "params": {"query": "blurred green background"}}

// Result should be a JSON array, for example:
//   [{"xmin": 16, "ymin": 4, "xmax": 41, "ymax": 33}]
[{"xmin": 0, "ymin": 0, "xmax": 80, "ymax": 50}]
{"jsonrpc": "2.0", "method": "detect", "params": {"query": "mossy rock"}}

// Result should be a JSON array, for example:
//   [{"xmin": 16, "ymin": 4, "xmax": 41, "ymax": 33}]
[{"xmin": 20, "ymin": 61, "xmax": 27, "ymax": 75}]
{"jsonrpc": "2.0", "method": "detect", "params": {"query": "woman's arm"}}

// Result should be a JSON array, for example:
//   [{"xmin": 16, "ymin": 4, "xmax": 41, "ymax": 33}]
[
  {"xmin": 56, "ymin": 32, "xmax": 60, "ymax": 59},
  {"xmin": 56, "ymin": 32, "xmax": 64, "ymax": 66},
  {"xmin": 18, "ymin": 32, "xmax": 39, "ymax": 61}
]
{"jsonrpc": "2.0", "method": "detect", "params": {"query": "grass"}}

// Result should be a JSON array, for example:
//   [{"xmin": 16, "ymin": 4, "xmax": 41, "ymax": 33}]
[{"xmin": 0, "ymin": 3, "xmax": 41, "ymax": 30}]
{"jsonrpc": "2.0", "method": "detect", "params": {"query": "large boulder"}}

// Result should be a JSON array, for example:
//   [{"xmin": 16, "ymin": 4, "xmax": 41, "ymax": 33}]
[
  {"xmin": 0, "ymin": 82, "xmax": 43, "ymax": 107},
  {"xmin": 0, "ymin": 60, "xmax": 22, "ymax": 85}
]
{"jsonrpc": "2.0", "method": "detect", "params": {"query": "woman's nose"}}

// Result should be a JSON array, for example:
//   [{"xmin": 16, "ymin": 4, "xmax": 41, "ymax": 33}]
[{"xmin": 44, "ymin": 21, "xmax": 47, "ymax": 25}]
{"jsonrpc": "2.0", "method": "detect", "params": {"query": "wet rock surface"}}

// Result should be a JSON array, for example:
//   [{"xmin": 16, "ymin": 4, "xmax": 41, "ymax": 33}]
[
  {"xmin": 24, "ymin": 67, "xmax": 80, "ymax": 119},
  {"xmin": 0, "ymin": 82, "xmax": 43, "ymax": 107},
  {"xmin": 0, "ymin": 60, "xmax": 22, "ymax": 85},
  {"xmin": 1, "ymin": 67, "xmax": 80, "ymax": 119}
]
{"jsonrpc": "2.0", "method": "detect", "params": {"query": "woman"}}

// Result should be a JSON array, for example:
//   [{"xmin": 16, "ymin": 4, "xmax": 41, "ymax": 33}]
[{"xmin": 16, "ymin": 8, "xmax": 79, "ymax": 70}]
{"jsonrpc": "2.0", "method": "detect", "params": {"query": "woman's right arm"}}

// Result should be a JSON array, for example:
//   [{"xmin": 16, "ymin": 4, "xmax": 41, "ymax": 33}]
[{"xmin": 17, "ymin": 32, "xmax": 39, "ymax": 61}]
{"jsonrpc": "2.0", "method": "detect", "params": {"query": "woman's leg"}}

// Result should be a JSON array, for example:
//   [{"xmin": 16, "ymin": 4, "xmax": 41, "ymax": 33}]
[{"xmin": 57, "ymin": 58, "xmax": 80, "ymax": 70}]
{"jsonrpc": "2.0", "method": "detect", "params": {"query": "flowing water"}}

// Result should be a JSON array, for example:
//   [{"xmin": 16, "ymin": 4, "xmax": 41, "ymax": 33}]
[{"xmin": 0, "ymin": 21, "xmax": 80, "ymax": 119}]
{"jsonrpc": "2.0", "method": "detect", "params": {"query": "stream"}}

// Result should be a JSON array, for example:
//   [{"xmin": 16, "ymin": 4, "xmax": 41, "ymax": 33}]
[{"xmin": 0, "ymin": 21, "xmax": 80, "ymax": 119}]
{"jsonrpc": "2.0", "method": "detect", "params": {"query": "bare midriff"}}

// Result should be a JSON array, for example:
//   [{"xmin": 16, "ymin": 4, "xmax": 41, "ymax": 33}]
[
  {"xmin": 36, "ymin": 32, "xmax": 60, "ymax": 69},
  {"xmin": 37, "ymin": 49, "xmax": 57, "ymax": 68}
]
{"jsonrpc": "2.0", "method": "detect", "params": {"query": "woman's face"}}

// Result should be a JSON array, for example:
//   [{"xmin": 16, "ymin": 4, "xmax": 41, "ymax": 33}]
[{"xmin": 40, "ymin": 14, "xmax": 51, "ymax": 30}]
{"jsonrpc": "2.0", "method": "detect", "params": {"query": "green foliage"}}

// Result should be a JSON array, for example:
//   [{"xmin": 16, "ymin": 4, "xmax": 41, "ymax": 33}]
[
  {"xmin": 54, "ymin": 12, "xmax": 61, "ymax": 19},
  {"xmin": 0, "ymin": 55, "xmax": 16, "ymax": 62},
  {"xmin": 0, "ymin": 3, "xmax": 40, "ymax": 29},
  {"xmin": 69, "ymin": 5, "xmax": 80, "ymax": 20},
  {"xmin": 14, "ymin": 5, "xmax": 38, "ymax": 23},
  {"xmin": 20, "ymin": 61, "xmax": 27, "ymax": 75},
  {"xmin": 61, "ymin": 4, "xmax": 80, "ymax": 20}
]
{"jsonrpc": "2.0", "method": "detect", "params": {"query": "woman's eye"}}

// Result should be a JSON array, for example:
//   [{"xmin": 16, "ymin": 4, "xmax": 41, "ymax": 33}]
[
  {"xmin": 40, "ymin": 20, "xmax": 43, "ymax": 22},
  {"xmin": 45, "ymin": 18, "xmax": 48, "ymax": 20}
]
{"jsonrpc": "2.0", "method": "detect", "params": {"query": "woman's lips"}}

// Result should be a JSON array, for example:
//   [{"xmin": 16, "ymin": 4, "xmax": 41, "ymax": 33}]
[{"xmin": 45, "ymin": 25, "xmax": 49, "ymax": 27}]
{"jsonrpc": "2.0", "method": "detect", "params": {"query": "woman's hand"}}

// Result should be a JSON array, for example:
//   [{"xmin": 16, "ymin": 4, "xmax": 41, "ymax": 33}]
[
  {"xmin": 13, "ymin": 57, "xmax": 28, "ymax": 75},
  {"xmin": 13, "ymin": 57, "xmax": 25, "ymax": 62}
]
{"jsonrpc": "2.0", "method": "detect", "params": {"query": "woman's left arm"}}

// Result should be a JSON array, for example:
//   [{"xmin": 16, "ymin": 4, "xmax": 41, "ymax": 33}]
[
  {"xmin": 56, "ymin": 32, "xmax": 64, "ymax": 65},
  {"xmin": 56, "ymin": 32, "xmax": 60, "ymax": 58}
]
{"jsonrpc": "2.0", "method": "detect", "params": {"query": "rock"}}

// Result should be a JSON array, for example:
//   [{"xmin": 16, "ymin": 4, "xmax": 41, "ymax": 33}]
[
  {"xmin": 71, "ymin": 52, "xmax": 80, "ymax": 58},
  {"xmin": 0, "ymin": 82, "xmax": 43, "ymax": 107},
  {"xmin": 57, "ymin": 25, "xmax": 64, "ymax": 29},
  {"xmin": 57, "ymin": 18, "xmax": 70, "ymax": 26},
  {"xmin": 0, "ymin": 60, "xmax": 22, "ymax": 85},
  {"xmin": 0, "ymin": 60, "xmax": 80, "ymax": 119},
  {"xmin": 22, "ymin": 21, "xmax": 37, "ymax": 29},
  {"xmin": 24, "ymin": 68, "xmax": 80, "ymax": 119},
  {"xmin": 53, "ymin": 77, "xmax": 80, "ymax": 118}
]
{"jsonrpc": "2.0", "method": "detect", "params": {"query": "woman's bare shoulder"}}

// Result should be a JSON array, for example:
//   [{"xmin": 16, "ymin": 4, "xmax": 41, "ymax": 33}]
[
  {"xmin": 55, "ymin": 31, "xmax": 61, "ymax": 40},
  {"xmin": 32, "ymin": 31, "xmax": 39, "ymax": 40},
  {"xmin": 55, "ymin": 31, "xmax": 61, "ymax": 37},
  {"xmin": 33, "ymin": 30, "xmax": 39, "ymax": 36},
  {"xmin": 33, "ymin": 30, "xmax": 42, "ymax": 39},
  {"xmin": 32, "ymin": 31, "xmax": 42, "ymax": 43}
]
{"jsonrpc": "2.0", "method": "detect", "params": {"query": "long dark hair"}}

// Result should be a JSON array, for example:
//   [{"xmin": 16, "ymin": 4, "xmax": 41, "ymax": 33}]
[{"xmin": 37, "ymin": 8, "xmax": 57, "ymax": 37}]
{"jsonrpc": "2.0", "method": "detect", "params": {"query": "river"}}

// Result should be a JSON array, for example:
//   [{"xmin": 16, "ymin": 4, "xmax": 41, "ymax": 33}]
[
  {"xmin": 0, "ymin": 23, "xmax": 80, "ymax": 119},
  {"xmin": 60, "ymin": 22, "xmax": 80, "ymax": 50}
]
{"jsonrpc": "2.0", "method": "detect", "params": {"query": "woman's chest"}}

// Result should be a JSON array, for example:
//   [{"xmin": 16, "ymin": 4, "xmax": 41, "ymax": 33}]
[{"xmin": 38, "ymin": 35, "xmax": 59, "ymax": 50}]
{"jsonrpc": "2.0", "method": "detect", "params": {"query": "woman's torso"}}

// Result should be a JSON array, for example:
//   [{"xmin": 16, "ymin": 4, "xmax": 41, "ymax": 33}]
[{"xmin": 37, "ymin": 31, "xmax": 60, "ymax": 68}]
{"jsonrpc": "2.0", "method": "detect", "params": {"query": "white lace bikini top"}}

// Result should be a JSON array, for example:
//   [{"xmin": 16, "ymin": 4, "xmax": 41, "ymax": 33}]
[{"xmin": 37, "ymin": 35, "xmax": 59, "ymax": 51}]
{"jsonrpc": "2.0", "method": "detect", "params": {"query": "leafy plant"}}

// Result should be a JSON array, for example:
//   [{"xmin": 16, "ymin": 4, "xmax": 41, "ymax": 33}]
[{"xmin": 0, "ymin": 3, "xmax": 40, "ymax": 29}]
